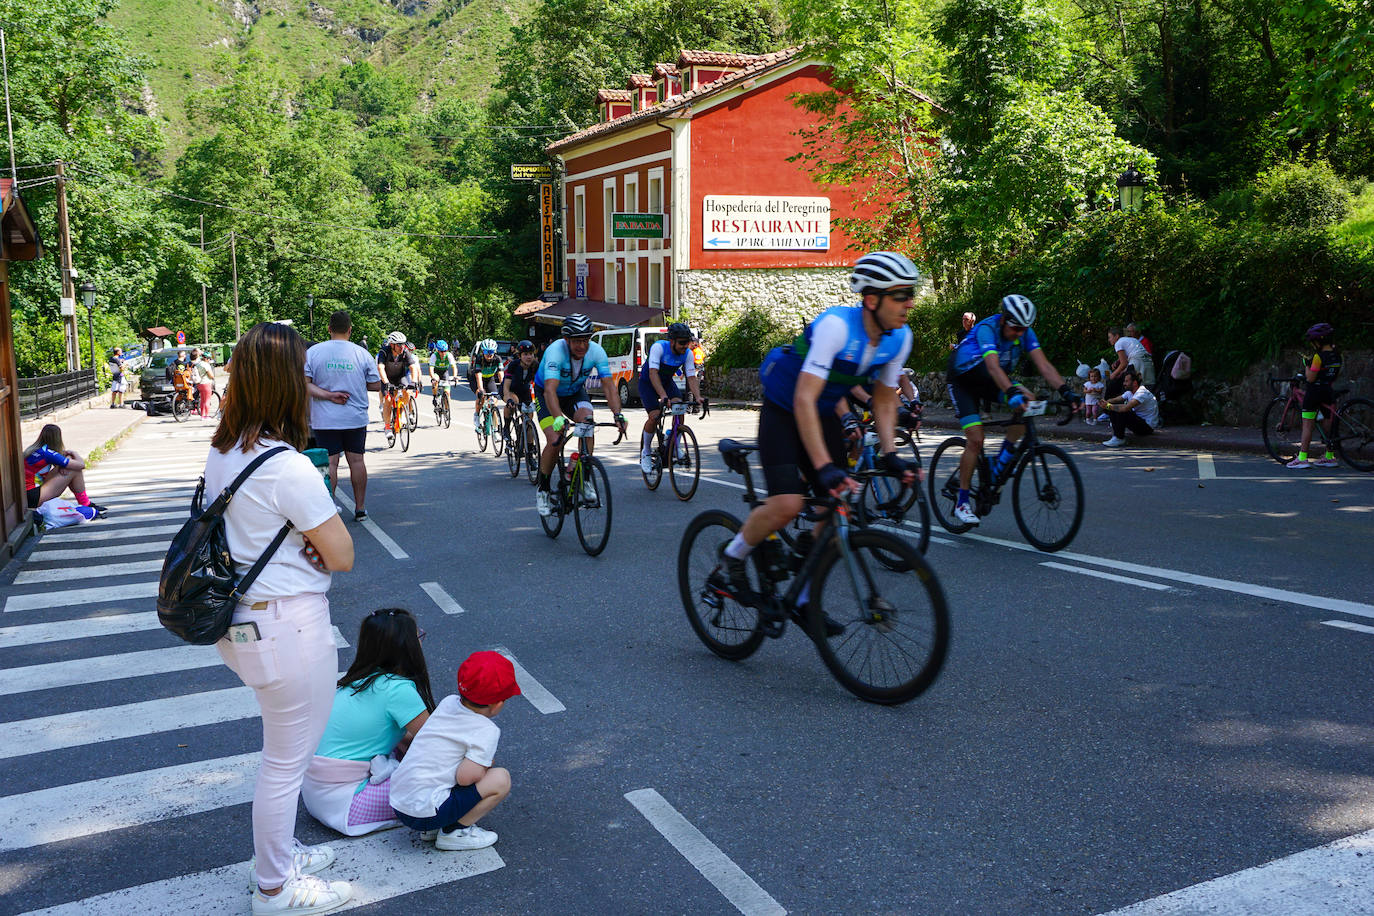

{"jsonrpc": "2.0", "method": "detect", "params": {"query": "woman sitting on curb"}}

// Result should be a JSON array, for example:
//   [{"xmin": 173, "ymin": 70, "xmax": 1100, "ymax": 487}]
[
  {"xmin": 23, "ymin": 424, "xmax": 105, "ymax": 515},
  {"xmin": 302, "ymin": 608, "xmax": 435, "ymax": 836}
]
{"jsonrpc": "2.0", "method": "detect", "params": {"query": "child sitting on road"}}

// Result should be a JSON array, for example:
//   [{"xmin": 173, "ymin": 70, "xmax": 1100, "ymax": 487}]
[
  {"xmin": 1082, "ymin": 368, "xmax": 1105, "ymax": 424},
  {"xmin": 387, "ymin": 651, "xmax": 519, "ymax": 851}
]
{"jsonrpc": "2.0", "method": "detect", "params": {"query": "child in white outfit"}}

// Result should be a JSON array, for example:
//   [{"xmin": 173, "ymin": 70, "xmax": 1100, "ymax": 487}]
[{"xmin": 1083, "ymin": 369, "xmax": 1105, "ymax": 424}]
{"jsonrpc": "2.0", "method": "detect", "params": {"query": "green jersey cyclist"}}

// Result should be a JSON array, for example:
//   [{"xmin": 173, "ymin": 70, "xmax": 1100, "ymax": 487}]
[
  {"xmin": 470, "ymin": 338, "xmax": 504, "ymax": 432},
  {"xmin": 428, "ymin": 339, "xmax": 456, "ymax": 411},
  {"xmin": 943, "ymin": 295, "xmax": 1079, "ymax": 526},
  {"xmin": 533, "ymin": 313, "xmax": 628, "ymax": 517},
  {"xmin": 712, "ymin": 251, "xmax": 921, "ymax": 609}
]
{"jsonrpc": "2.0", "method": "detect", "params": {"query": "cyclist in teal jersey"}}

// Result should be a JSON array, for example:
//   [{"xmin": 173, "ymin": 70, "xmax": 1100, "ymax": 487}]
[
  {"xmin": 532, "ymin": 313, "xmax": 628, "ymax": 517},
  {"xmin": 429, "ymin": 340, "xmax": 456, "ymax": 411},
  {"xmin": 470, "ymin": 339, "xmax": 504, "ymax": 432}
]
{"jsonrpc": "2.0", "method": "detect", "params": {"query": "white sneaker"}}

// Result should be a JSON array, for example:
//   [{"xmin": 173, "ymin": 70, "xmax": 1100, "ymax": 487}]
[
  {"xmin": 639, "ymin": 452, "xmax": 655, "ymax": 474},
  {"xmin": 536, "ymin": 490, "xmax": 551, "ymax": 516},
  {"xmin": 420, "ymin": 829, "xmax": 439, "ymax": 842},
  {"xmin": 1285, "ymin": 457, "xmax": 1311, "ymax": 468},
  {"xmin": 1312, "ymin": 457, "xmax": 1339, "ymax": 468},
  {"xmin": 952, "ymin": 503, "xmax": 980, "ymax": 526},
  {"xmin": 1103, "ymin": 436, "xmax": 1126, "ymax": 448},
  {"xmin": 581, "ymin": 479, "xmax": 598, "ymax": 503},
  {"xmin": 249, "ymin": 840, "xmax": 336, "ymax": 890},
  {"xmin": 252, "ymin": 870, "xmax": 351, "ymax": 916},
  {"xmin": 434, "ymin": 824, "xmax": 498, "ymax": 851}
]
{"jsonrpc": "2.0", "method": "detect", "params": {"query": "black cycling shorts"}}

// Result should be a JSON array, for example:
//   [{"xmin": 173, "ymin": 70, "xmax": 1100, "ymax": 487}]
[
  {"xmin": 945, "ymin": 360, "xmax": 1004, "ymax": 429},
  {"xmin": 312, "ymin": 427, "xmax": 367, "ymax": 456},
  {"xmin": 757, "ymin": 397, "xmax": 848, "ymax": 497},
  {"xmin": 1302, "ymin": 383, "xmax": 1335, "ymax": 415}
]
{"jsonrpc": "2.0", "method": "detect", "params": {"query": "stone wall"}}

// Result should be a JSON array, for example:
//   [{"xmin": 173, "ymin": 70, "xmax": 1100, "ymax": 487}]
[{"xmin": 677, "ymin": 267, "xmax": 851, "ymax": 345}]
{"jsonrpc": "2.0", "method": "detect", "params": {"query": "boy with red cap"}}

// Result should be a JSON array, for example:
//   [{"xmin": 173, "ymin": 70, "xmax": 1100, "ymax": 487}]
[{"xmin": 388, "ymin": 651, "xmax": 520, "ymax": 850}]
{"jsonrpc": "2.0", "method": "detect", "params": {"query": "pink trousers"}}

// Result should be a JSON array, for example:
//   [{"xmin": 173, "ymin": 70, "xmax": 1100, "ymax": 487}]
[
  {"xmin": 196, "ymin": 382, "xmax": 213, "ymax": 417},
  {"xmin": 217, "ymin": 593, "xmax": 337, "ymax": 889}
]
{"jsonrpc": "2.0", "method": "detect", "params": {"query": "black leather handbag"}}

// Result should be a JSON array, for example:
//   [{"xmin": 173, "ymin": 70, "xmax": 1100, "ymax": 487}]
[{"xmin": 158, "ymin": 447, "xmax": 294, "ymax": 645}]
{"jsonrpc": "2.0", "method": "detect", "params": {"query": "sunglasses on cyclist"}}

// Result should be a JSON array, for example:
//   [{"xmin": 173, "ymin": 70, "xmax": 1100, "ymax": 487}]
[{"xmin": 884, "ymin": 289, "xmax": 915, "ymax": 303}]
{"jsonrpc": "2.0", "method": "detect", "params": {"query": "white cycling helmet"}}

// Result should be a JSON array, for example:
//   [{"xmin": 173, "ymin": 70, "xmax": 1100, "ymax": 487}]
[
  {"xmin": 1000, "ymin": 294, "xmax": 1036, "ymax": 328},
  {"xmin": 479, "ymin": 338, "xmax": 497, "ymax": 354},
  {"xmin": 385, "ymin": 331, "xmax": 407, "ymax": 346},
  {"xmin": 849, "ymin": 251, "xmax": 921, "ymax": 295}
]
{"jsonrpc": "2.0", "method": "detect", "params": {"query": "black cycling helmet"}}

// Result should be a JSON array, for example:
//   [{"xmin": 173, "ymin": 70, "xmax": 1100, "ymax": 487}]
[
  {"xmin": 1306, "ymin": 322, "xmax": 1335, "ymax": 341},
  {"xmin": 516, "ymin": 339, "xmax": 535, "ymax": 352},
  {"xmin": 561, "ymin": 313, "xmax": 593, "ymax": 338},
  {"xmin": 667, "ymin": 322, "xmax": 692, "ymax": 342}
]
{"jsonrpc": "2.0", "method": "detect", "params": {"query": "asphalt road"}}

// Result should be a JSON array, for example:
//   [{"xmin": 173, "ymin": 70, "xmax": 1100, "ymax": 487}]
[{"xmin": 1, "ymin": 378, "xmax": 1371, "ymax": 915}]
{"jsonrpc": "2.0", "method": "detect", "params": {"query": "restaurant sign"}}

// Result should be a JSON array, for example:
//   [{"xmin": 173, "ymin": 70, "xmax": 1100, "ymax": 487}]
[
  {"xmin": 612, "ymin": 213, "xmax": 664, "ymax": 239},
  {"xmin": 702, "ymin": 196, "xmax": 830, "ymax": 250}
]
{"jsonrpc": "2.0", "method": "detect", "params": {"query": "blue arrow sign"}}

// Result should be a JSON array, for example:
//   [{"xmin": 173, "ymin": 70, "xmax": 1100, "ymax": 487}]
[{"xmin": 706, "ymin": 238, "xmax": 731, "ymax": 247}]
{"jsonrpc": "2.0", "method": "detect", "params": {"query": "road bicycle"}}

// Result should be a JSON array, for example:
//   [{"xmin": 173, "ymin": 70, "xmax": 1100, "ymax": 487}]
[
  {"xmin": 848, "ymin": 414, "xmax": 930, "ymax": 557},
  {"xmin": 927, "ymin": 398, "xmax": 1084, "ymax": 552},
  {"xmin": 1261, "ymin": 375, "xmax": 1374, "ymax": 471},
  {"xmin": 641, "ymin": 400, "xmax": 701, "ymax": 500},
  {"xmin": 432, "ymin": 376, "xmax": 452, "ymax": 428},
  {"xmin": 474, "ymin": 393, "xmax": 504, "ymax": 456},
  {"xmin": 380, "ymin": 384, "xmax": 416, "ymax": 451},
  {"xmin": 677, "ymin": 439, "xmax": 949, "ymax": 705},
  {"xmin": 172, "ymin": 386, "xmax": 219, "ymax": 422},
  {"xmin": 504, "ymin": 400, "xmax": 540, "ymax": 480},
  {"xmin": 540, "ymin": 418, "xmax": 625, "ymax": 556}
]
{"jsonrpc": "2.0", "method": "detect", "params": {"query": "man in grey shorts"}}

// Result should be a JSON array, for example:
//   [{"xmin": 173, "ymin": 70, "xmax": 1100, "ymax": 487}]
[{"xmin": 306, "ymin": 310, "xmax": 381, "ymax": 521}]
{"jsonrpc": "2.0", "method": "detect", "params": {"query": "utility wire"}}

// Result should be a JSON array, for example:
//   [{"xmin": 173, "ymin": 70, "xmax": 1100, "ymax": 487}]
[{"xmin": 68, "ymin": 165, "xmax": 499, "ymax": 239}]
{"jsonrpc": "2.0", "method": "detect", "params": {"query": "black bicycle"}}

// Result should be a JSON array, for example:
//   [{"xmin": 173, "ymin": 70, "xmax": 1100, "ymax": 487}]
[
  {"xmin": 642, "ymin": 400, "xmax": 702, "ymax": 500},
  {"xmin": 432, "ymin": 377, "xmax": 452, "ymax": 428},
  {"xmin": 504, "ymin": 400, "xmax": 541, "ymax": 480},
  {"xmin": 927, "ymin": 398, "xmax": 1083, "ymax": 551},
  {"xmin": 848, "ymin": 413, "xmax": 930, "ymax": 557},
  {"xmin": 540, "ymin": 418, "xmax": 625, "ymax": 556},
  {"xmin": 677, "ymin": 439, "xmax": 950, "ymax": 705}
]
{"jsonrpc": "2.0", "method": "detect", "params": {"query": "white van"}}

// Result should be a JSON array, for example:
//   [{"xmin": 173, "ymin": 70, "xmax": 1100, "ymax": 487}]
[{"xmin": 588, "ymin": 325, "xmax": 668, "ymax": 406}]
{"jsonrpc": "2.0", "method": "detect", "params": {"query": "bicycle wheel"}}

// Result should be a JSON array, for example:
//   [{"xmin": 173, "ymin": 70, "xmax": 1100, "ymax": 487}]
[
  {"xmin": 1335, "ymin": 397, "xmax": 1374, "ymax": 471},
  {"xmin": 525, "ymin": 421, "xmax": 541, "ymax": 485},
  {"xmin": 172, "ymin": 394, "xmax": 190, "ymax": 422},
  {"xmin": 475, "ymin": 410, "xmax": 489, "ymax": 452},
  {"xmin": 643, "ymin": 429, "xmax": 663, "ymax": 490},
  {"xmin": 492, "ymin": 410, "xmax": 505, "ymax": 458},
  {"xmin": 927, "ymin": 437, "xmax": 982, "ymax": 534},
  {"xmin": 573, "ymin": 456, "xmax": 613, "ymax": 556},
  {"xmin": 669, "ymin": 425, "xmax": 701, "ymax": 501},
  {"xmin": 540, "ymin": 461, "xmax": 565, "ymax": 538},
  {"xmin": 442, "ymin": 400, "xmax": 451, "ymax": 428},
  {"xmin": 406, "ymin": 398, "xmax": 418, "ymax": 432},
  {"xmin": 505, "ymin": 417, "xmax": 521, "ymax": 477},
  {"xmin": 677, "ymin": 509, "xmax": 766, "ymax": 660},
  {"xmin": 399, "ymin": 422, "xmax": 410, "ymax": 452},
  {"xmin": 1011, "ymin": 443, "xmax": 1084, "ymax": 552},
  {"xmin": 209, "ymin": 391, "xmax": 222, "ymax": 418},
  {"xmin": 1261, "ymin": 396, "xmax": 1301, "ymax": 465},
  {"xmin": 857, "ymin": 474, "xmax": 930, "ymax": 559},
  {"xmin": 808, "ymin": 528, "xmax": 949, "ymax": 704}
]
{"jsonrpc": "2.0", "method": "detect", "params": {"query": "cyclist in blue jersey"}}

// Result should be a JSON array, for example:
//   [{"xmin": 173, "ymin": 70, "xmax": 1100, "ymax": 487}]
[
  {"xmin": 533, "ymin": 313, "xmax": 628, "ymax": 516},
  {"xmin": 637, "ymin": 322, "xmax": 703, "ymax": 473},
  {"xmin": 712, "ymin": 252, "xmax": 921, "ymax": 604},
  {"xmin": 944, "ymin": 294, "xmax": 1079, "ymax": 526}
]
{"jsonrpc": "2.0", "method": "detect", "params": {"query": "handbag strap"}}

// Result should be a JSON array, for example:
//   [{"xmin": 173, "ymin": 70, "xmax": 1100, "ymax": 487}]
[{"xmin": 218, "ymin": 446, "xmax": 297, "ymax": 602}]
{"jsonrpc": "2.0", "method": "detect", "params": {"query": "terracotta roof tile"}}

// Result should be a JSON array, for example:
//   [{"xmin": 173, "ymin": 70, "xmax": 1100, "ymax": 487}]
[
  {"xmin": 652, "ymin": 63, "xmax": 679, "ymax": 78},
  {"xmin": 550, "ymin": 48, "xmax": 803, "ymax": 153},
  {"xmin": 595, "ymin": 89, "xmax": 632, "ymax": 103},
  {"xmin": 677, "ymin": 50, "xmax": 764, "ymax": 67},
  {"xmin": 627, "ymin": 73, "xmax": 654, "ymax": 88}
]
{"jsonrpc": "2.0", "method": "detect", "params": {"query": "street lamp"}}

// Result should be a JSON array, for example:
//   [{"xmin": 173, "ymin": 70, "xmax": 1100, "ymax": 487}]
[
  {"xmin": 1117, "ymin": 164, "xmax": 1147, "ymax": 212},
  {"xmin": 307, "ymin": 293, "xmax": 314, "ymax": 336},
  {"xmin": 80, "ymin": 281, "xmax": 97, "ymax": 373}
]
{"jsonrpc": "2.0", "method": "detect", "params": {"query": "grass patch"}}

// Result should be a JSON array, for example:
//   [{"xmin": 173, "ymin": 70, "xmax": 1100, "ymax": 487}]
[{"xmin": 1335, "ymin": 182, "xmax": 1374, "ymax": 247}]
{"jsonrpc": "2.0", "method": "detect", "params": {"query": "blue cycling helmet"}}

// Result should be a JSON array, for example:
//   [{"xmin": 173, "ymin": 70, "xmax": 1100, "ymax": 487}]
[{"xmin": 435, "ymin": 340, "xmax": 449, "ymax": 352}]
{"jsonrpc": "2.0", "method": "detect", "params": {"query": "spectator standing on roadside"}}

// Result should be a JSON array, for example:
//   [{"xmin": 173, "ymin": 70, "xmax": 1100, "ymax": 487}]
[
  {"xmin": 1100, "ymin": 367, "xmax": 1160, "ymax": 447},
  {"xmin": 108, "ymin": 348, "xmax": 127, "ymax": 409},
  {"xmin": 1105, "ymin": 327, "xmax": 1150, "ymax": 397},
  {"xmin": 190, "ymin": 348, "xmax": 216, "ymax": 418},
  {"xmin": 951, "ymin": 311, "xmax": 976, "ymax": 350},
  {"xmin": 306, "ymin": 310, "xmax": 381, "ymax": 522},
  {"xmin": 1126, "ymin": 322, "xmax": 1152, "ymax": 357},
  {"xmin": 207, "ymin": 321, "xmax": 355, "ymax": 915}
]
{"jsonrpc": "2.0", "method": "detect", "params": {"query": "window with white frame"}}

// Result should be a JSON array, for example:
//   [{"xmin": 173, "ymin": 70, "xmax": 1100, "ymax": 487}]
[
  {"xmin": 625, "ymin": 175, "xmax": 639, "ymax": 252},
  {"xmin": 604, "ymin": 261, "xmax": 617, "ymax": 303},
  {"xmin": 649, "ymin": 261, "xmax": 662, "ymax": 307},
  {"xmin": 574, "ymin": 188, "xmax": 585, "ymax": 254},
  {"xmin": 603, "ymin": 180, "xmax": 615, "ymax": 253},
  {"xmin": 647, "ymin": 169, "xmax": 664, "ymax": 251},
  {"xmin": 625, "ymin": 260, "xmax": 639, "ymax": 306}
]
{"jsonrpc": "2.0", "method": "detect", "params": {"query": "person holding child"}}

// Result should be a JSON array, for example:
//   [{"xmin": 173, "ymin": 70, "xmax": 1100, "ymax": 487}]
[
  {"xmin": 388, "ymin": 651, "xmax": 519, "ymax": 852},
  {"xmin": 301, "ymin": 609, "xmax": 436, "ymax": 837},
  {"xmin": 1082, "ymin": 368, "xmax": 1105, "ymax": 424}
]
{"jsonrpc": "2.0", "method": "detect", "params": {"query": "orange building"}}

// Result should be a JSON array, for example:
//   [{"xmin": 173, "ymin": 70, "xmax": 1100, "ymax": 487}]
[{"xmin": 545, "ymin": 48, "xmax": 909, "ymax": 334}]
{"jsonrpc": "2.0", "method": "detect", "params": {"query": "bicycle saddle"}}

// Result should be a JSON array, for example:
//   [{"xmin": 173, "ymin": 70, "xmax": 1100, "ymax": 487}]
[{"xmin": 717, "ymin": 438, "xmax": 757, "ymax": 473}]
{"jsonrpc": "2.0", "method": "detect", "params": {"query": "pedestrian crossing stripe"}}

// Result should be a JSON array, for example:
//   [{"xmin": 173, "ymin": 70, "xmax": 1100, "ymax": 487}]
[
  {"xmin": 4, "ymin": 580, "xmax": 159, "ymax": 613},
  {"xmin": 34, "ymin": 524, "xmax": 182, "ymax": 545},
  {"xmin": 0, "ymin": 610, "xmax": 165, "ymax": 649},
  {"xmin": 14, "ymin": 557, "xmax": 164, "ymax": 585},
  {"xmin": 28, "ymin": 540, "xmax": 170, "ymax": 562}
]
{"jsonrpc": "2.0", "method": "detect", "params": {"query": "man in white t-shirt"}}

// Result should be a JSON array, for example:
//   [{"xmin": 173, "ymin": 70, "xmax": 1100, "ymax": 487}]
[
  {"xmin": 1101, "ymin": 367, "xmax": 1160, "ymax": 447},
  {"xmin": 305, "ymin": 311, "xmax": 381, "ymax": 522}
]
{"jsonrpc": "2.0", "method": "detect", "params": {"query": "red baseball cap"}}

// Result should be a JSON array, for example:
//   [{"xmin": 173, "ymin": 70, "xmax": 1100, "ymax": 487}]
[{"xmin": 457, "ymin": 651, "xmax": 522, "ymax": 706}]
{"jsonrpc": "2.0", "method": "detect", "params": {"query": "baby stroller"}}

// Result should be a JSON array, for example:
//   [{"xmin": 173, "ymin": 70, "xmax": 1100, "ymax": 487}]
[{"xmin": 1156, "ymin": 350, "xmax": 1195, "ymax": 423}]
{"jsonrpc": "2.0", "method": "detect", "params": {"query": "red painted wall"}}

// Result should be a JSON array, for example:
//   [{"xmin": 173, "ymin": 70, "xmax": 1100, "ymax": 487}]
[{"xmin": 690, "ymin": 64, "xmax": 869, "ymax": 270}]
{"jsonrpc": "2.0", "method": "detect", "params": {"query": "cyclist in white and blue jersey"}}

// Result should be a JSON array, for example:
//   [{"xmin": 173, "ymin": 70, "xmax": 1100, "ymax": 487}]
[
  {"xmin": 637, "ymin": 322, "xmax": 703, "ymax": 473},
  {"xmin": 532, "ymin": 313, "xmax": 628, "ymax": 516},
  {"xmin": 944, "ymin": 294, "xmax": 1079, "ymax": 526},
  {"xmin": 713, "ymin": 252, "xmax": 920, "ymax": 601}
]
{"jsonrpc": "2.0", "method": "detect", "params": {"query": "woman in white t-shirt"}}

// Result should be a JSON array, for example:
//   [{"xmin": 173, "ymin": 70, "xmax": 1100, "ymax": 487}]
[
  {"xmin": 205, "ymin": 321, "xmax": 355, "ymax": 916},
  {"xmin": 1106, "ymin": 327, "xmax": 1149, "ymax": 397}
]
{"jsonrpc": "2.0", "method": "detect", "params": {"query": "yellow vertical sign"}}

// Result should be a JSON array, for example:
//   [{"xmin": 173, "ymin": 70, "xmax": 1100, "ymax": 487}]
[{"xmin": 540, "ymin": 183, "xmax": 556, "ymax": 293}]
